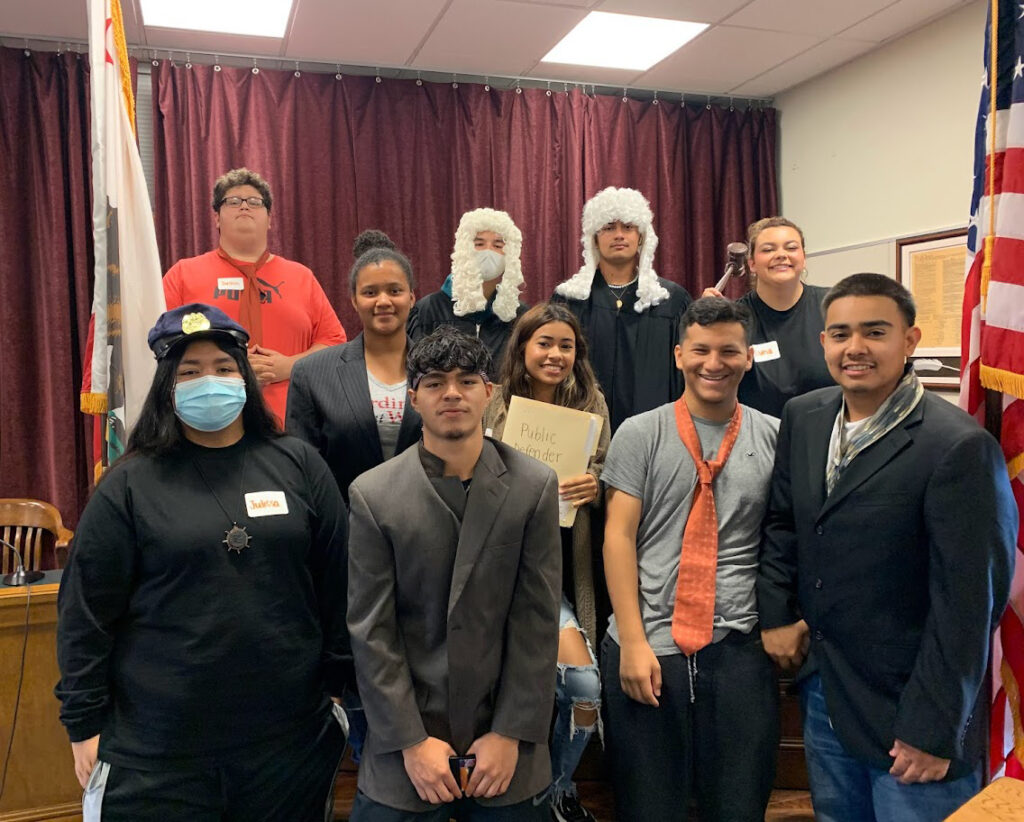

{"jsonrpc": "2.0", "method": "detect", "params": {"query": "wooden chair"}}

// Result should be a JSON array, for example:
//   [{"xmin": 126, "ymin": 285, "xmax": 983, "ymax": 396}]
[{"xmin": 0, "ymin": 498, "xmax": 73, "ymax": 573}]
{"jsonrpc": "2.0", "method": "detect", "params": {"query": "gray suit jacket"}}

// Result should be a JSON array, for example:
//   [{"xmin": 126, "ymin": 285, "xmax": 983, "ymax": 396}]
[{"xmin": 348, "ymin": 439, "xmax": 561, "ymax": 811}]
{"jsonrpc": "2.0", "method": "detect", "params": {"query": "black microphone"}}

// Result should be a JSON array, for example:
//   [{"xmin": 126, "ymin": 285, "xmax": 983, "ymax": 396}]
[
  {"xmin": 714, "ymin": 242, "xmax": 749, "ymax": 291},
  {"xmin": 1, "ymin": 537, "xmax": 45, "ymax": 587}
]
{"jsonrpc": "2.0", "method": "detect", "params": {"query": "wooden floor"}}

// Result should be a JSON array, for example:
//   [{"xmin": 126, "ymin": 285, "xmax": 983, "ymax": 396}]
[
  {"xmin": 332, "ymin": 770, "xmax": 815, "ymax": 820},
  {"xmin": 764, "ymin": 790, "xmax": 816, "ymax": 821}
]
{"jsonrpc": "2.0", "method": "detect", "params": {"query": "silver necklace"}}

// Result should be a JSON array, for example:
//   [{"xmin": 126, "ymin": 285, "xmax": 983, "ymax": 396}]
[{"xmin": 192, "ymin": 447, "xmax": 252, "ymax": 553}]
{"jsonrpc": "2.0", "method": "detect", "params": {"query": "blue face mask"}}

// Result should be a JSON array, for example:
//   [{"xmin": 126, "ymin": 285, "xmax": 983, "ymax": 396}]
[{"xmin": 174, "ymin": 375, "xmax": 246, "ymax": 432}]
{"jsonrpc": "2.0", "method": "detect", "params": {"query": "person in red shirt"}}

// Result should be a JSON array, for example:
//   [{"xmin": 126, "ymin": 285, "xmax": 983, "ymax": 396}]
[{"xmin": 163, "ymin": 168, "xmax": 346, "ymax": 422}]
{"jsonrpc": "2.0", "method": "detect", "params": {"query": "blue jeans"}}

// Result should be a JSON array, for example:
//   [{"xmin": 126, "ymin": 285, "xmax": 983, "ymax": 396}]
[
  {"xmin": 800, "ymin": 673, "xmax": 981, "ymax": 822},
  {"xmin": 342, "ymin": 690, "xmax": 368, "ymax": 763},
  {"xmin": 550, "ymin": 596, "xmax": 601, "ymax": 802}
]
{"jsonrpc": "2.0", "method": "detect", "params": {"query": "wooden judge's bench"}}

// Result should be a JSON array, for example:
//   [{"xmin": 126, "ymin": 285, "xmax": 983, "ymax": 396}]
[{"xmin": 0, "ymin": 573, "xmax": 82, "ymax": 822}]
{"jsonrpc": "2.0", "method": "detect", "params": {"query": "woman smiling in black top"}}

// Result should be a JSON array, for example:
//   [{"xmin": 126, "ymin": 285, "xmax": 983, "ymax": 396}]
[{"xmin": 706, "ymin": 217, "xmax": 834, "ymax": 417}]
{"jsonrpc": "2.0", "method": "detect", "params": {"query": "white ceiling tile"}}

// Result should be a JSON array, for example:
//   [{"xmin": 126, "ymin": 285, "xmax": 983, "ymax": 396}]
[
  {"xmin": 724, "ymin": 0, "xmax": 894, "ymax": 37},
  {"xmin": 122, "ymin": 1, "xmax": 146, "ymax": 43},
  {"xmin": 143, "ymin": 28, "xmax": 286, "ymax": 57},
  {"xmin": 635, "ymin": 25, "xmax": 821, "ymax": 93},
  {"xmin": 594, "ymin": 0, "xmax": 752, "ymax": 25},
  {"xmin": 0, "ymin": 0, "xmax": 89, "ymax": 40},
  {"xmin": 840, "ymin": 0, "xmax": 967, "ymax": 43},
  {"xmin": 0, "ymin": 0, "xmax": 977, "ymax": 100},
  {"xmin": 285, "ymin": 0, "xmax": 448, "ymax": 64},
  {"xmin": 526, "ymin": 63, "xmax": 643, "ymax": 87},
  {"xmin": 729, "ymin": 37, "xmax": 878, "ymax": 96},
  {"xmin": 503, "ymin": 0, "xmax": 595, "ymax": 7},
  {"xmin": 413, "ymin": 0, "xmax": 586, "ymax": 76}
]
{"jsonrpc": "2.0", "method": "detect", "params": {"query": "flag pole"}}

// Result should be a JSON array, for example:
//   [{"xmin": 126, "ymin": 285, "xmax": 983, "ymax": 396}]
[
  {"xmin": 984, "ymin": 0, "xmax": 1001, "ymax": 439},
  {"xmin": 982, "ymin": 0, "xmax": 1000, "ymax": 783}
]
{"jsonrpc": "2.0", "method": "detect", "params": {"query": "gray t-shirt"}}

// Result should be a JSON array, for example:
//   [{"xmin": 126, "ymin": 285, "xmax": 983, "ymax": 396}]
[{"xmin": 602, "ymin": 402, "xmax": 779, "ymax": 655}]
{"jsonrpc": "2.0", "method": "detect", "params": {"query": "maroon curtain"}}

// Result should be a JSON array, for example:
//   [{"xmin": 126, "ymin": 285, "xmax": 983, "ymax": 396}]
[
  {"xmin": 0, "ymin": 47, "xmax": 94, "ymax": 530},
  {"xmin": 152, "ymin": 64, "xmax": 776, "ymax": 334},
  {"xmin": 0, "ymin": 52, "xmax": 776, "ymax": 530}
]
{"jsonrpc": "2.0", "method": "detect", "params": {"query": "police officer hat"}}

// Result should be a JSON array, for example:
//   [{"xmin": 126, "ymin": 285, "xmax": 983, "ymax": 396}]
[{"xmin": 148, "ymin": 303, "xmax": 250, "ymax": 360}]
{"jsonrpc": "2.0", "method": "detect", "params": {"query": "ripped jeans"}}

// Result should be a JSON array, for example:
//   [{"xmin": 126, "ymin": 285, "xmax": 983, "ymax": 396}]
[{"xmin": 551, "ymin": 595, "xmax": 602, "ymax": 801}]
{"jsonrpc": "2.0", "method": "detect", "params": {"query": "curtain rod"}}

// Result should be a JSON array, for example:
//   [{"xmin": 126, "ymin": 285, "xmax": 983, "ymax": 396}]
[{"xmin": 2, "ymin": 34, "xmax": 774, "ymax": 108}]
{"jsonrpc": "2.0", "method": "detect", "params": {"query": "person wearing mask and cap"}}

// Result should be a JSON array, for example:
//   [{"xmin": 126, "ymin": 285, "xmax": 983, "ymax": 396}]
[
  {"xmin": 408, "ymin": 207, "xmax": 528, "ymax": 365},
  {"xmin": 56, "ymin": 303, "xmax": 351, "ymax": 821},
  {"xmin": 552, "ymin": 187, "xmax": 692, "ymax": 433}
]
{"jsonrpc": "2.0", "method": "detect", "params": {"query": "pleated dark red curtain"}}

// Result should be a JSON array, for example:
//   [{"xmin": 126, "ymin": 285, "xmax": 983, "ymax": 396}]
[
  {"xmin": 152, "ymin": 64, "xmax": 777, "ymax": 334},
  {"xmin": 0, "ymin": 49, "xmax": 776, "ymax": 527},
  {"xmin": 0, "ymin": 47, "xmax": 94, "ymax": 531}
]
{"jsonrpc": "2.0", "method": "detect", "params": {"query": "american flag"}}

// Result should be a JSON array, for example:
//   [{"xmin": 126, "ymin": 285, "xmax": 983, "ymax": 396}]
[{"xmin": 960, "ymin": 0, "xmax": 1024, "ymax": 781}]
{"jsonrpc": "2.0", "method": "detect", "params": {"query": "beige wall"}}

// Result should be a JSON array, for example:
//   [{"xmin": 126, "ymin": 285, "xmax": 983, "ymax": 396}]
[{"xmin": 775, "ymin": 0, "xmax": 987, "ymax": 286}]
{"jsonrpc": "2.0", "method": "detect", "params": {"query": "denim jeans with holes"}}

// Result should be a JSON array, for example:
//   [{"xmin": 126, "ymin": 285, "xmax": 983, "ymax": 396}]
[{"xmin": 550, "ymin": 595, "xmax": 601, "ymax": 801}]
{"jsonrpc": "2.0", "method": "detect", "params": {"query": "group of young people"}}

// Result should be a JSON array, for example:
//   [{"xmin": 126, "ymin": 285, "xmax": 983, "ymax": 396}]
[{"xmin": 54, "ymin": 168, "xmax": 1017, "ymax": 822}]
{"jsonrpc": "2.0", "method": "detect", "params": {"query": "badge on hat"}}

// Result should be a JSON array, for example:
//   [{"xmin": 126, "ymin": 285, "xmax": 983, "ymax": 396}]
[
  {"xmin": 181, "ymin": 312, "xmax": 212, "ymax": 335},
  {"xmin": 148, "ymin": 303, "xmax": 250, "ymax": 360}
]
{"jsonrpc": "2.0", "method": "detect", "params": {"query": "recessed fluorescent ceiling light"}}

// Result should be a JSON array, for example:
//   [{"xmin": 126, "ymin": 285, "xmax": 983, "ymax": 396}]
[
  {"xmin": 140, "ymin": 0, "xmax": 293, "ymax": 38},
  {"xmin": 542, "ymin": 12, "xmax": 707, "ymax": 71}
]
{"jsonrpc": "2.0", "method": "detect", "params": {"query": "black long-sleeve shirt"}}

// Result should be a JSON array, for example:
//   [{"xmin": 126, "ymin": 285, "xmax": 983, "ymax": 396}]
[{"xmin": 55, "ymin": 433, "xmax": 351, "ymax": 769}]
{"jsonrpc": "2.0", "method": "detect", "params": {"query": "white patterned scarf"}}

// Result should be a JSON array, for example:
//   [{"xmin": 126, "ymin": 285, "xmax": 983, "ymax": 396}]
[{"xmin": 826, "ymin": 366, "xmax": 924, "ymax": 495}]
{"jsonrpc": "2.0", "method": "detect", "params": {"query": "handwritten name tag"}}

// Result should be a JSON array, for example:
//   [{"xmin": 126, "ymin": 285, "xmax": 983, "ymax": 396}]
[
  {"xmin": 245, "ymin": 491, "xmax": 289, "ymax": 517},
  {"xmin": 217, "ymin": 277, "xmax": 244, "ymax": 291},
  {"xmin": 753, "ymin": 340, "xmax": 781, "ymax": 362}
]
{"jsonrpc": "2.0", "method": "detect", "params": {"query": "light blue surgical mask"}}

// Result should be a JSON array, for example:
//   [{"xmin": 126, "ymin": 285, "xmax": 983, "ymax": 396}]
[
  {"xmin": 475, "ymin": 249, "xmax": 506, "ymax": 281},
  {"xmin": 174, "ymin": 375, "xmax": 246, "ymax": 432}
]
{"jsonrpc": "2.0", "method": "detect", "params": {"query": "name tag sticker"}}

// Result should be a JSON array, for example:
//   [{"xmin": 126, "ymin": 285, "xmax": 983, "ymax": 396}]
[
  {"xmin": 753, "ymin": 340, "xmax": 781, "ymax": 362},
  {"xmin": 218, "ymin": 277, "xmax": 244, "ymax": 291},
  {"xmin": 245, "ymin": 491, "xmax": 289, "ymax": 517}
]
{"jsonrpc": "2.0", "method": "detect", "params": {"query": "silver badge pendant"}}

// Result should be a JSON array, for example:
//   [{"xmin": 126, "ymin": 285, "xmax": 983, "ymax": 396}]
[{"xmin": 223, "ymin": 524, "xmax": 251, "ymax": 553}]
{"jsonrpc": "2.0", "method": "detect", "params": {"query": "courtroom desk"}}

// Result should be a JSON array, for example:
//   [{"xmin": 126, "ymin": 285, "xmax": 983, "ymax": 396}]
[
  {"xmin": 0, "ymin": 571, "xmax": 82, "ymax": 822},
  {"xmin": 947, "ymin": 777, "xmax": 1024, "ymax": 820}
]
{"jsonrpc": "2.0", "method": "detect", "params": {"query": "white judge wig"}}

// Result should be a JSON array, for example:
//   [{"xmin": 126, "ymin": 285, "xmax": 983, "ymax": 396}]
[
  {"xmin": 554, "ymin": 186, "xmax": 669, "ymax": 312},
  {"xmin": 449, "ymin": 208, "xmax": 524, "ymax": 322}
]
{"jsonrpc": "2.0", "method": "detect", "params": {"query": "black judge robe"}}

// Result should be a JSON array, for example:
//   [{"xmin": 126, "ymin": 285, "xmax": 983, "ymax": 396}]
[{"xmin": 552, "ymin": 271, "xmax": 692, "ymax": 432}]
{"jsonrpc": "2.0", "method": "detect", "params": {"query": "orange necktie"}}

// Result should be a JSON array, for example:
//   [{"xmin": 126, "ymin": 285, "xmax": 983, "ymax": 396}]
[
  {"xmin": 670, "ymin": 398, "xmax": 743, "ymax": 656},
  {"xmin": 216, "ymin": 247, "xmax": 270, "ymax": 346}
]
